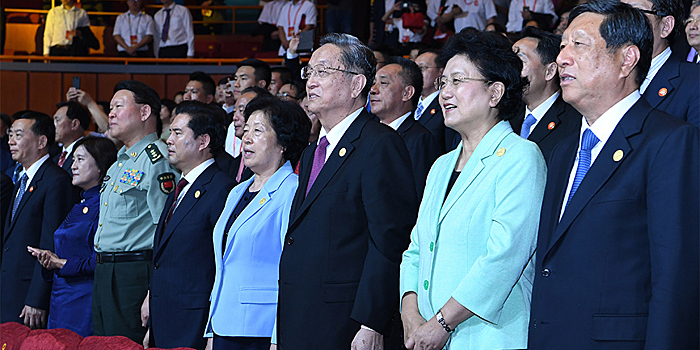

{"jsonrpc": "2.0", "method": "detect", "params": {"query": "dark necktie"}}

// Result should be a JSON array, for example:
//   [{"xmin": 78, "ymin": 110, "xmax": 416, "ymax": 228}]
[
  {"xmin": 520, "ymin": 113, "xmax": 537, "ymax": 139},
  {"xmin": 162, "ymin": 8, "xmax": 172, "ymax": 42},
  {"xmin": 164, "ymin": 178, "xmax": 188, "ymax": 227},
  {"xmin": 565, "ymin": 128, "xmax": 599, "ymax": 209},
  {"xmin": 57, "ymin": 151, "xmax": 68, "ymax": 167},
  {"xmin": 306, "ymin": 136, "xmax": 329, "ymax": 196},
  {"xmin": 11, "ymin": 174, "xmax": 28, "ymax": 223}
]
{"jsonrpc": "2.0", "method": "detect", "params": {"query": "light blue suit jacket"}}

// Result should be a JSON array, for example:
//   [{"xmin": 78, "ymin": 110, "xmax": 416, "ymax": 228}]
[
  {"xmin": 400, "ymin": 121, "xmax": 546, "ymax": 349},
  {"xmin": 205, "ymin": 162, "xmax": 298, "ymax": 337}
]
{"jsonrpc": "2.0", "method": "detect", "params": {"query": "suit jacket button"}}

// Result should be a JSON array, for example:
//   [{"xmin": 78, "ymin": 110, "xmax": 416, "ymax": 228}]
[
  {"xmin": 541, "ymin": 268, "xmax": 550, "ymax": 277},
  {"xmin": 154, "ymin": 263, "xmax": 160, "ymax": 269},
  {"xmin": 286, "ymin": 237, "xmax": 294, "ymax": 245}
]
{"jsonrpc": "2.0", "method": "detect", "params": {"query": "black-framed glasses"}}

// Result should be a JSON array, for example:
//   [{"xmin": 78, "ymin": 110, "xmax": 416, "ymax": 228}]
[
  {"xmin": 301, "ymin": 64, "xmax": 361, "ymax": 79},
  {"xmin": 434, "ymin": 74, "xmax": 492, "ymax": 90}
]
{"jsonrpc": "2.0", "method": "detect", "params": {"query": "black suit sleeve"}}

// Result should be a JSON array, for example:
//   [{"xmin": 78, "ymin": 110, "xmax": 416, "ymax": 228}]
[
  {"xmin": 24, "ymin": 171, "xmax": 77, "ymax": 310},
  {"xmin": 352, "ymin": 130, "xmax": 418, "ymax": 334}
]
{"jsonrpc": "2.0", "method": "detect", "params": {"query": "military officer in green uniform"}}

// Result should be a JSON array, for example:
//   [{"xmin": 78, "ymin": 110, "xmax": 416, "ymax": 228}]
[{"xmin": 92, "ymin": 80, "xmax": 178, "ymax": 342}]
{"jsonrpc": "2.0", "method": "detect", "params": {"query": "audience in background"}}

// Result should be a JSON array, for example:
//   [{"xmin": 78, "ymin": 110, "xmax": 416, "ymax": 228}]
[
  {"xmin": 113, "ymin": 0, "xmax": 156, "ymax": 57},
  {"xmin": 52, "ymin": 101, "xmax": 90, "ymax": 175},
  {"xmin": 43, "ymin": 0, "xmax": 91, "ymax": 56},
  {"xmin": 154, "ymin": 0, "xmax": 195, "ymax": 58},
  {"xmin": 686, "ymin": 0, "xmax": 700, "ymax": 63}
]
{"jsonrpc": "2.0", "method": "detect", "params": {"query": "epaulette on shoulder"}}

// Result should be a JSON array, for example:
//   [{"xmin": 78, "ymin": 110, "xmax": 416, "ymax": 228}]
[{"xmin": 146, "ymin": 143, "xmax": 164, "ymax": 164}]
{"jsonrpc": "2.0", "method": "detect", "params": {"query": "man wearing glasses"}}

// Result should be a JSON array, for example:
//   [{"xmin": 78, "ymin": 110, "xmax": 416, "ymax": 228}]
[
  {"xmin": 622, "ymin": 0, "xmax": 699, "ymax": 127},
  {"xmin": 273, "ymin": 33, "xmax": 419, "ymax": 350}
]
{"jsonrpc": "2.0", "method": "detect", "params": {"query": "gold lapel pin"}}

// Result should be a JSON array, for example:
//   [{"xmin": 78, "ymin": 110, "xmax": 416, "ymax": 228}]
[
  {"xmin": 130, "ymin": 152, "xmax": 137, "ymax": 157},
  {"xmin": 613, "ymin": 150, "xmax": 624, "ymax": 162},
  {"xmin": 260, "ymin": 198, "xmax": 266, "ymax": 204},
  {"xmin": 497, "ymin": 148, "xmax": 506, "ymax": 157},
  {"xmin": 339, "ymin": 148, "xmax": 347, "ymax": 157},
  {"xmin": 194, "ymin": 190, "xmax": 201, "ymax": 198},
  {"xmin": 83, "ymin": 207, "xmax": 89, "ymax": 214}
]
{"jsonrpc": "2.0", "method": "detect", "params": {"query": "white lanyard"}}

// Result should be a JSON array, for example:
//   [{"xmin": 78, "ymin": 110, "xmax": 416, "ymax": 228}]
[{"xmin": 128, "ymin": 13, "xmax": 142, "ymax": 38}]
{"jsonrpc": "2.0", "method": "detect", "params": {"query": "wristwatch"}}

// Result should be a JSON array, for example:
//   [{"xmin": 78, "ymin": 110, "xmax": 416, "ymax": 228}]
[{"xmin": 435, "ymin": 309, "xmax": 454, "ymax": 333}]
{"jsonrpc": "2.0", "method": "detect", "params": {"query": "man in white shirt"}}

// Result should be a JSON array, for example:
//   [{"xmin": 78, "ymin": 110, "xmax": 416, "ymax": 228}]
[
  {"xmin": 448, "ymin": 0, "xmax": 497, "ymax": 32},
  {"xmin": 113, "ymin": 0, "xmax": 156, "ymax": 57},
  {"xmin": 369, "ymin": 57, "xmax": 441, "ymax": 199},
  {"xmin": 52, "ymin": 101, "xmax": 90, "ymax": 175},
  {"xmin": 506, "ymin": 0, "xmax": 557, "ymax": 33},
  {"xmin": 512, "ymin": 26, "xmax": 580, "ymax": 162},
  {"xmin": 154, "ymin": 0, "xmax": 195, "ymax": 58},
  {"xmin": 528, "ymin": 1, "xmax": 699, "ymax": 348},
  {"xmin": 43, "ymin": 0, "xmax": 90, "ymax": 56},
  {"xmin": 276, "ymin": 0, "xmax": 316, "ymax": 56},
  {"xmin": 622, "ymin": 0, "xmax": 699, "ymax": 126}
]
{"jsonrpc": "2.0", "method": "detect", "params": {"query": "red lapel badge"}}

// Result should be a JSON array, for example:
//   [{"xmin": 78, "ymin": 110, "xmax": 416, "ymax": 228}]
[
  {"xmin": 547, "ymin": 122, "xmax": 555, "ymax": 130},
  {"xmin": 658, "ymin": 88, "xmax": 667, "ymax": 97}
]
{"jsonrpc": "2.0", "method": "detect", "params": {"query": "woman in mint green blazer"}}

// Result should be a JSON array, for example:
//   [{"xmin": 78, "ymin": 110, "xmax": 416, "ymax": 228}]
[{"xmin": 400, "ymin": 29, "xmax": 547, "ymax": 350}]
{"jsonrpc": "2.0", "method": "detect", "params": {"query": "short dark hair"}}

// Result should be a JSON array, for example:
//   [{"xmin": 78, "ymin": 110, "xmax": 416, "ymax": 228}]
[
  {"xmin": 243, "ymin": 96, "xmax": 311, "ymax": 165},
  {"xmin": 241, "ymin": 86, "xmax": 273, "ymax": 98},
  {"xmin": 272, "ymin": 66, "xmax": 295, "ymax": 85},
  {"xmin": 438, "ymin": 28, "xmax": 527, "ymax": 121},
  {"xmin": 172, "ymin": 101, "xmax": 228, "ymax": 156},
  {"xmin": 416, "ymin": 48, "xmax": 443, "ymax": 68},
  {"xmin": 188, "ymin": 71, "xmax": 216, "ymax": 97},
  {"xmin": 386, "ymin": 56, "xmax": 423, "ymax": 108},
  {"xmin": 320, "ymin": 33, "xmax": 377, "ymax": 99},
  {"xmin": 16, "ymin": 111, "xmax": 55, "ymax": 147},
  {"xmin": 0, "ymin": 113, "xmax": 12, "ymax": 128},
  {"xmin": 73, "ymin": 136, "xmax": 118, "ymax": 179},
  {"xmin": 569, "ymin": 0, "xmax": 653, "ymax": 87},
  {"xmin": 649, "ymin": 0, "xmax": 685, "ymax": 46},
  {"xmin": 56, "ymin": 101, "xmax": 91, "ymax": 131},
  {"xmin": 285, "ymin": 80, "xmax": 307, "ymax": 100},
  {"xmin": 113, "ymin": 80, "xmax": 162, "ymax": 136},
  {"xmin": 218, "ymin": 76, "xmax": 231, "ymax": 86},
  {"xmin": 238, "ymin": 59, "xmax": 272, "ymax": 88},
  {"xmin": 160, "ymin": 98, "xmax": 177, "ymax": 116},
  {"xmin": 520, "ymin": 26, "xmax": 562, "ymax": 67}
]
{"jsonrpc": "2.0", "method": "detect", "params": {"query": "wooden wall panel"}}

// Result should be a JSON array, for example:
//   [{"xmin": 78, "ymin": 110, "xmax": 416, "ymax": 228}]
[
  {"xmin": 165, "ymin": 74, "xmax": 190, "ymax": 100},
  {"xmin": 28, "ymin": 72, "xmax": 63, "ymax": 115},
  {"xmin": 132, "ymin": 74, "xmax": 166, "ymax": 100},
  {"xmin": 0, "ymin": 71, "xmax": 29, "ymax": 115},
  {"xmin": 96, "ymin": 74, "xmax": 131, "ymax": 102}
]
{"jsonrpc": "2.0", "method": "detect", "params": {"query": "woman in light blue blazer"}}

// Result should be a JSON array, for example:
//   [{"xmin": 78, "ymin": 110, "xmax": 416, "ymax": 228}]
[
  {"xmin": 205, "ymin": 97, "xmax": 311, "ymax": 350},
  {"xmin": 400, "ymin": 29, "xmax": 547, "ymax": 350}
]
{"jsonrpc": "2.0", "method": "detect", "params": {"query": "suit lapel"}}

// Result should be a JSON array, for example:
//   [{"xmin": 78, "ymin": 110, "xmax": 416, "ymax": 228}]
[
  {"xmin": 546, "ymin": 99, "xmax": 648, "ymax": 255},
  {"xmin": 529, "ymin": 96, "xmax": 565, "ymax": 143},
  {"xmin": 154, "ymin": 191, "xmax": 176, "ymax": 255},
  {"xmin": 417, "ymin": 98, "xmax": 441, "ymax": 127},
  {"xmin": 289, "ymin": 112, "xmax": 369, "ymax": 226}
]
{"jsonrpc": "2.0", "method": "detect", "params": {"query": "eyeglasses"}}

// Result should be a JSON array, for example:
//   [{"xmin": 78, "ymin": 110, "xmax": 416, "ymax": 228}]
[
  {"xmin": 684, "ymin": 16, "xmax": 700, "ymax": 27},
  {"xmin": 301, "ymin": 64, "xmax": 361, "ymax": 80},
  {"xmin": 277, "ymin": 91, "xmax": 299, "ymax": 100},
  {"xmin": 434, "ymin": 74, "xmax": 491, "ymax": 90}
]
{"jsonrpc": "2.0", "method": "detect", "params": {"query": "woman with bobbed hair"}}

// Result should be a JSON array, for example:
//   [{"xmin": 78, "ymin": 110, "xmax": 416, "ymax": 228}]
[
  {"xmin": 28, "ymin": 137, "xmax": 118, "ymax": 337},
  {"xmin": 399, "ymin": 28, "xmax": 547, "ymax": 349},
  {"xmin": 205, "ymin": 97, "xmax": 311, "ymax": 349}
]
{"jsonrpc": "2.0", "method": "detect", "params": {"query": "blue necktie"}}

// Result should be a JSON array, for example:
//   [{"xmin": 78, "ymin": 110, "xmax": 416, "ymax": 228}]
[
  {"xmin": 415, "ymin": 100, "xmax": 425, "ymax": 120},
  {"xmin": 520, "ymin": 113, "xmax": 537, "ymax": 138},
  {"xmin": 11, "ymin": 174, "xmax": 28, "ymax": 222},
  {"xmin": 565, "ymin": 128, "xmax": 599, "ymax": 209},
  {"xmin": 11, "ymin": 163, "xmax": 22, "ymax": 184}
]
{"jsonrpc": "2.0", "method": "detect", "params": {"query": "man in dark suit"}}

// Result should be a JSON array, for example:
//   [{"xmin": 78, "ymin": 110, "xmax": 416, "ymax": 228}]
[
  {"xmin": 413, "ymin": 49, "xmax": 460, "ymax": 153},
  {"xmin": 528, "ymin": 2, "xmax": 699, "ymax": 349},
  {"xmin": 369, "ymin": 57, "xmax": 442, "ymax": 200},
  {"xmin": 0, "ymin": 111, "xmax": 77, "ymax": 327},
  {"xmin": 622, "ymin": 0, "xmax": 699, "ymax": 127},
  {"xmin": 512, "ymin": 27, "xmax": 581, "ymax": 163},
  {"xmin": 52, "ymin": 101, "xmax": 90, "ymax": 175},
  {"xmin": 142, "ymin": 101, "xmax": 234, "ymax": 350},
  {"xmin": 274, "ymin": 33, "xmax": 419, "ymax": 349}
]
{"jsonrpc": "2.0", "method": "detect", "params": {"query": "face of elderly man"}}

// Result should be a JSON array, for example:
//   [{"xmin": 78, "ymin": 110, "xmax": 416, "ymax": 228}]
[
  {"xmin": 305, "ymin": 44, "xmax": 361, "ymax": 117},
  {"xmin": 556, "ymin": 12, "xmax": 630, "ymax": 115}
]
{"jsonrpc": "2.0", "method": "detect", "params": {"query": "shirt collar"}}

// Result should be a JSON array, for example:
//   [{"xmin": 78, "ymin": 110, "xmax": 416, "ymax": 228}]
[
  {"xmin": 525, "ymin": 91, "xmax": 559, "ymax": 122},
  {"xmin": 640, "ymin": 46, "xmax": 672, "ymax": 94},
  {"xmin": 119, "ymin": 132, "xmax": 159, "ymax": 159},
  {"xmin": 387, "ymin": 111, "xmax": 411, "ymax": 130},
  {"xmin": 318, "ymin": 107, "xmax": 363, "ymax": 147},
  {"xmin": 581, "ymin": 90, "xmax": 640, "ymax": 147},
  {"xmin": 182, "ymin": 158, "xmax": 215, "ymax": 183},
  {"xmin": 62, "ymin": 136, "xmax": 84, "ymax": 155},
  {"xmin": 420, "ymin": 90, "xmax": 439, "ymax": 107}
]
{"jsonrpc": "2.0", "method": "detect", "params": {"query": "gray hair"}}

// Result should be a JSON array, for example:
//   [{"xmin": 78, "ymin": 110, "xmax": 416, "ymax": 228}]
[{"xmin": 319, "ymin": 33, "xmax": 377, "ymax": 99}]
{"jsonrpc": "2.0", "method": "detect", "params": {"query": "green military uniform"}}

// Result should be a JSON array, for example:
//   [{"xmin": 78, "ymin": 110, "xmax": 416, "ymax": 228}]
[{"xmin": 92, "ymin": 132, "xmax": 178, "ymax": 342}]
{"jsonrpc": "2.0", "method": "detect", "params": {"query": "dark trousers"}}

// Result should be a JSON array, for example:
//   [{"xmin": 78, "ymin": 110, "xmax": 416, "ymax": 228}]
[
  {"xmin": 158, "ymin": 44, "xmax": 188, "ymax": 58},
  {"xmin": 213, "ymin": 335, "xmax": 270, "ymax": 350},
  {"xmin": 49, "ymin": 45, "xmax": 76, "ymax": 56},
  {"xmin": 92, "ymin": 260, "xmax": 151, "ymax": 343}
]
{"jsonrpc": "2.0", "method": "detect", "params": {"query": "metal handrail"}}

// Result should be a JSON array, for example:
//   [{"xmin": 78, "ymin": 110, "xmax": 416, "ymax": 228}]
[{"xmin": 0, "ymin": 54, "xmax": 311, "ymax": 65}]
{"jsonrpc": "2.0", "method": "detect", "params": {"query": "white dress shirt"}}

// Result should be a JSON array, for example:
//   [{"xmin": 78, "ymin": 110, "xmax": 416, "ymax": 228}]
[
  {"xmin": 559, "ymin": 91, "xmax": 640, "ymax": 220},
  {"xmin": 174, "ymin": 158, "xmax": 215, "ymax": 210},
  {"xmin": 523, "ymin": 91, "xmax": 559, "ymax": 136},
  {"xmin": 43, "ymin": 5, "xmax": 90, "ymax": 55},
  {"xmin": 317, "ymin": 107, "xmax": 363, "ymax": 162},
  {"xmin": 450, "ymin": 0, "xmax": 498, "ymax": 32},
  {"xmin": 225, "ymin": 121, "xmax": 243, "ymax": 157},
  {"xmin": 640, "ymin": 46, "xmax": 672, "ymax": 94},
  {"xmin": 154, "ymin": 3, "xmax": 195, "ymax": 57},
  {"xmin": 258, "ymin": 0, "xmax": 287, "ymax": 25},
  {"xmin": 113, "ymin": 11, "xmax": 156, "ymax": 52},
  {"xmin": 17, "ymin": 154, "xmax": 50, "ymax": 197},
  {"xmin": 506, "ymin": 0, "xmax": 557, "ymax": 32},
  {"xmin": 276, "ymin": 0, "xmax": 317, "ymax": 55}
]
